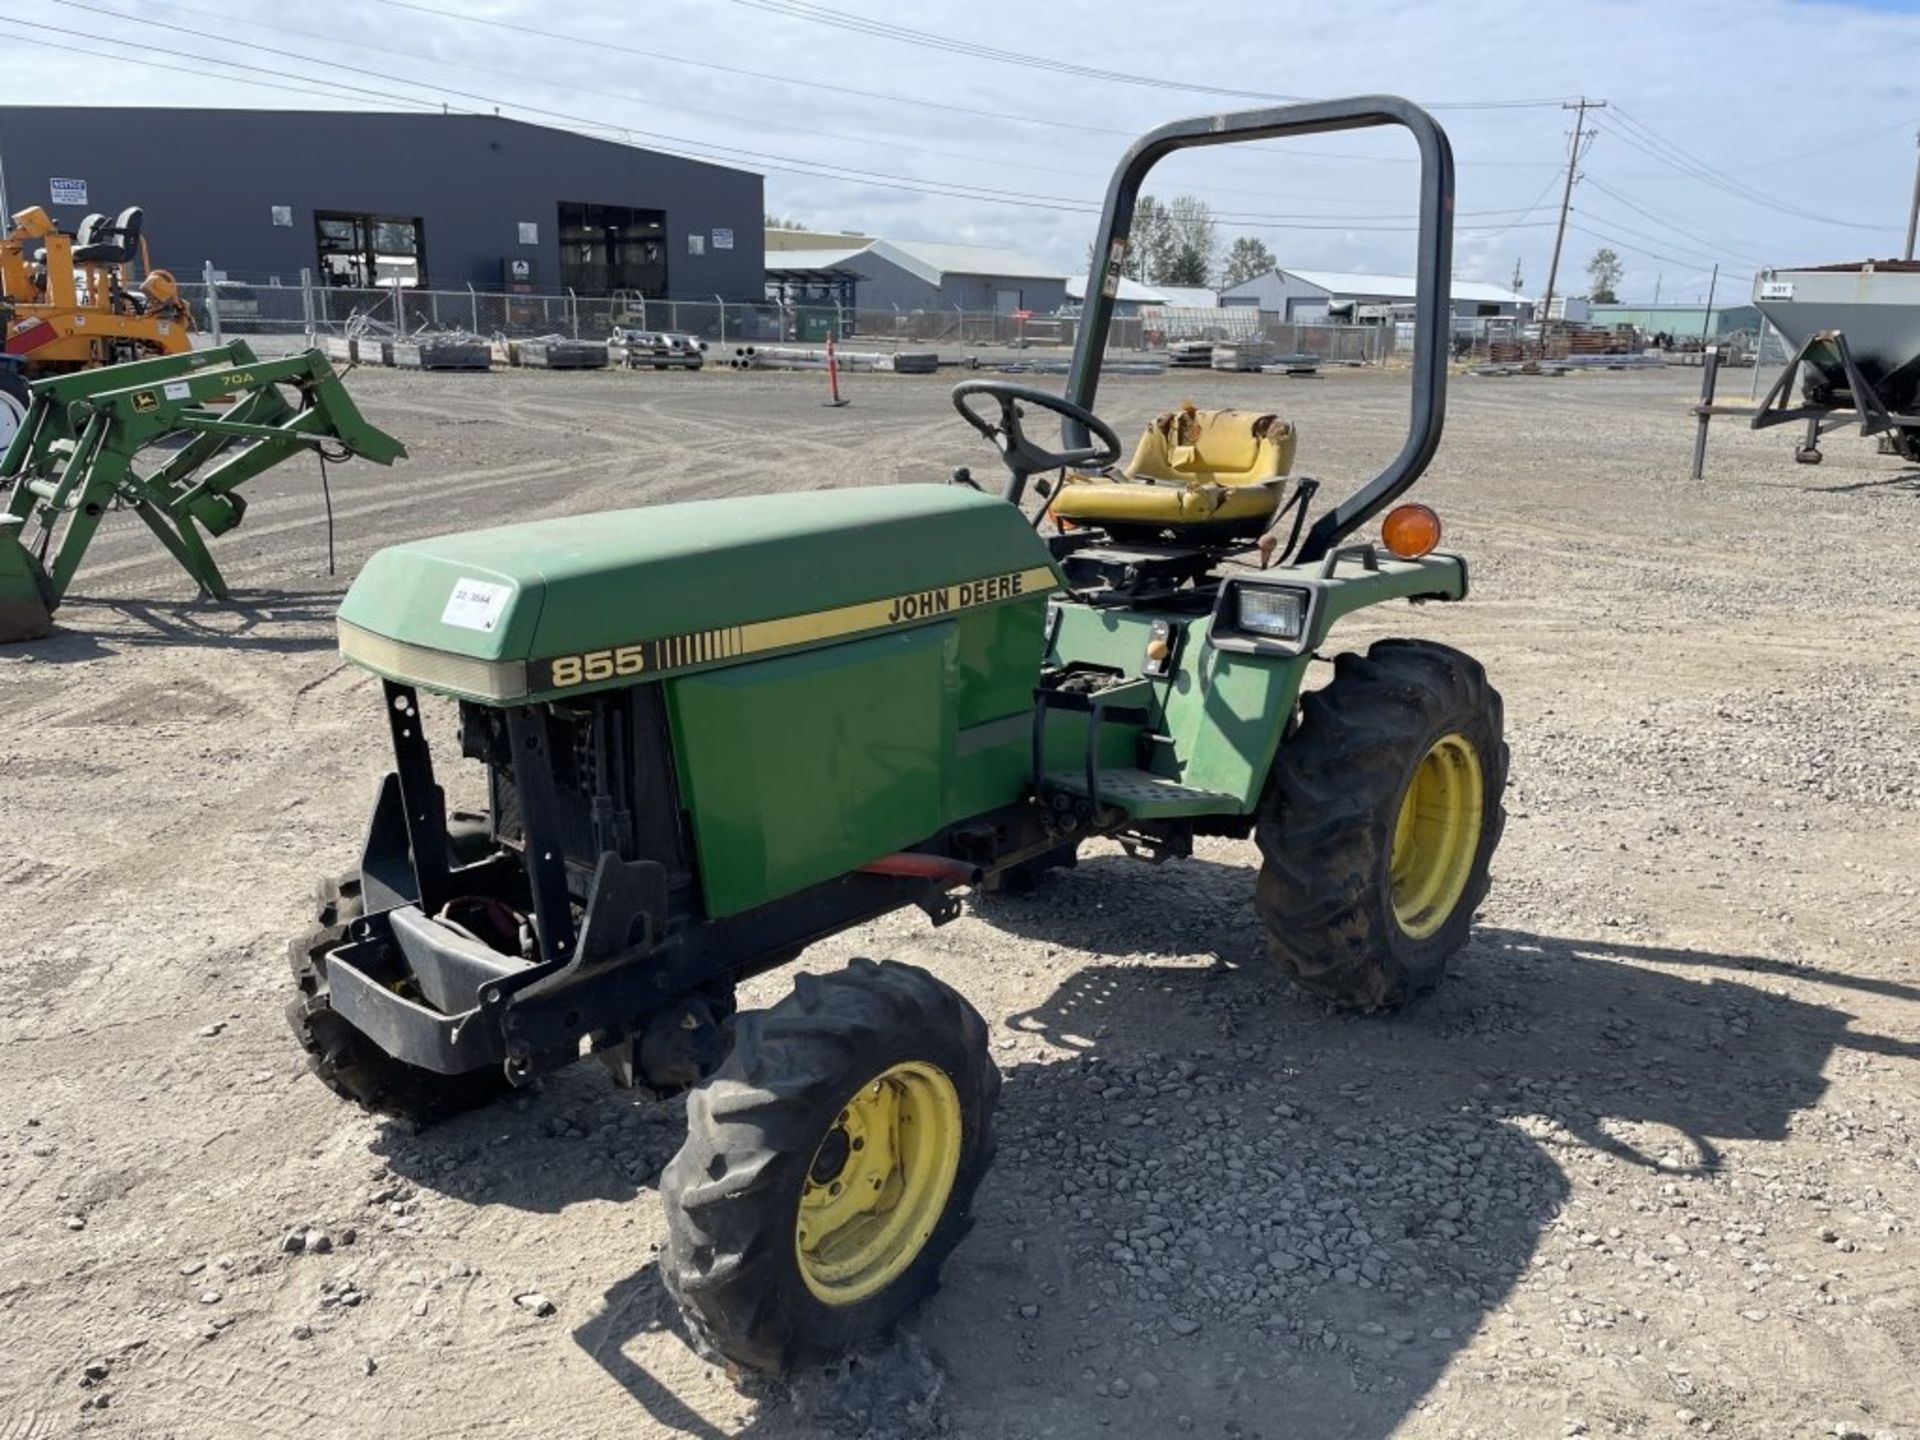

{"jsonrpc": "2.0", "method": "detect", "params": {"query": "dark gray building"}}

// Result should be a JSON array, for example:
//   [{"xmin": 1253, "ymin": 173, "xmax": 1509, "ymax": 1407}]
[{"xmin": 0, "ymin": 107, "xmax": 765, "ymax": 298}]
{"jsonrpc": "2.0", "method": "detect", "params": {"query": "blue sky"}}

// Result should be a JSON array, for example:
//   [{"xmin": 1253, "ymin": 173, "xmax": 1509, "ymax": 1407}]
[{"xmin": 4, "ymin": 0, "xmax": 1918, "ymax": 302}]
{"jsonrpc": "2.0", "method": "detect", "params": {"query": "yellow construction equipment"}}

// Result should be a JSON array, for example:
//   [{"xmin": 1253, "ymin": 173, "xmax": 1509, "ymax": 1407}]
[{"xmin": 1, "ymin": 204, "xmax": 194, "ymax": 379}]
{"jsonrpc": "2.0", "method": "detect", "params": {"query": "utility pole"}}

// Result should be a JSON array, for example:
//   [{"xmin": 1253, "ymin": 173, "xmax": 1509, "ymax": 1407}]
[
  {"xmin": 1700, "ymin": 263, "xmax": 1719, "ymax": 342},
  {"xmin": 1904, "ymin": 130, "xmax": 1920, "ymax": 262},
  {"xmin": 1538, "ymin": 96, "xmax": 1605, "ymax": 350}
]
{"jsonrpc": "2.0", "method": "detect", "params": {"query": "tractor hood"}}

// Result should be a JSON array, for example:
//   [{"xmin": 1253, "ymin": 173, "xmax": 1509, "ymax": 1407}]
[{"xmin": 337, "ymin": 485, "xmax": 1061, "ymax": 703}]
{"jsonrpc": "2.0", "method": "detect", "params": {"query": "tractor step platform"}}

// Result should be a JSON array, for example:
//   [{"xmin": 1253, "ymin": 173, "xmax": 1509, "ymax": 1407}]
[{"xmin": 1044, "ymin": 767, "xmax": 1236, "ymax": 819}]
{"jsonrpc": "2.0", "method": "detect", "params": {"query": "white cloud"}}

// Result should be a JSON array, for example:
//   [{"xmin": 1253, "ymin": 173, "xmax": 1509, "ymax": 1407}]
[{"xmin": 6, "ymin": 0, "xmax": 1918, "ymax": 300}]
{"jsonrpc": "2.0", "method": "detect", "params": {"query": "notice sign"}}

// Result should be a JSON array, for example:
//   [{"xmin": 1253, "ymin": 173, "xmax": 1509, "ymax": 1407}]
[
  {"xmin": 441, "ymin": 577, "xmax": 513, "ymax": 633},
  {"xmin": 518, "ymin": 221, "xmax": 538, "ymax": 245},
  {"xmin": 687, "ymin": 233, "xmax": 705, "ymax": 256},
  {"xmin": 49, "ymin": 177, "xmax": 87, "ymax": 206},
  {"xmin": 271, "ymin": 205, "xmax": 293, "ymax": 227},
  {"xmin": 712, "ymin": 227, "xmax": 734, "ymax": 250}
]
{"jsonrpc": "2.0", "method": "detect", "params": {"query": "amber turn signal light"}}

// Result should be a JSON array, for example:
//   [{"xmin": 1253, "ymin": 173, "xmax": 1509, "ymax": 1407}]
[{"xmin": 1381, "ymin": 503, "xmax": 1442, "ymax": 559}]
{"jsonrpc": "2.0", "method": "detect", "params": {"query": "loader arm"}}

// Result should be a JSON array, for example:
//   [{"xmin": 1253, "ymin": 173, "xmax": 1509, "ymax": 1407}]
[{"xmin": 0, "ymin": 342, "xmax": 405, "ymax": 641}]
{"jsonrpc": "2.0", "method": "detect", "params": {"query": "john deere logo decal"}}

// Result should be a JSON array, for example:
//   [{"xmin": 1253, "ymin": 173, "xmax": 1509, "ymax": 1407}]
[
  {"xmin": 532, "ymin": 564, "xmax": 1058, "ymax": 693},
  {"xmin": 132, "ymin": 390, "xmax": 159, "ymax": 413},
  {"xmin": 886, "ymin": 570, "xmax": 1028, "ymax": 623}
]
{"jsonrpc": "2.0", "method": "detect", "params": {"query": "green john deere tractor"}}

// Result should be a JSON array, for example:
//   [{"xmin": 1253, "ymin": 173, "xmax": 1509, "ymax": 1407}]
[{"xmin": 288, "ymin": 96, "xmax": 1506, "ymax": 1373}]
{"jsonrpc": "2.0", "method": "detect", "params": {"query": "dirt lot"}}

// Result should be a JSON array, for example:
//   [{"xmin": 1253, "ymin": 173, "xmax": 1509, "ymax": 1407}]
[{"xmin": 2, "ymin": 361, "xmax": 1918, "ymax": 1440}]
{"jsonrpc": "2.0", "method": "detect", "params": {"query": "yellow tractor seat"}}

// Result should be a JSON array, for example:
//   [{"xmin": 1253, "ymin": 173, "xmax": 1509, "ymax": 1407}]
[{"xmin": 1050, "ymin": 404, "xmax": 1298, "ymax": 537}]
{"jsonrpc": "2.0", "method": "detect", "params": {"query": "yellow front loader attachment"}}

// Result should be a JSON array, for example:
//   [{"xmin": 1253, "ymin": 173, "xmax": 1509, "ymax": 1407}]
[{"xmin": 1, "ymin": 205, "xmax": 193, "ymax": 376}]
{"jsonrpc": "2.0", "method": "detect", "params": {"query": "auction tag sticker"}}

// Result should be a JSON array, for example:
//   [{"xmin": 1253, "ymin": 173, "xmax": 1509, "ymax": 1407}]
[
  {"xmin": 441, "ymin": 578, "xmax": 513, "ymax": 632},
  {"xmin": 163, "ymin": 381, "xmax": 191, "ymax": 400}
]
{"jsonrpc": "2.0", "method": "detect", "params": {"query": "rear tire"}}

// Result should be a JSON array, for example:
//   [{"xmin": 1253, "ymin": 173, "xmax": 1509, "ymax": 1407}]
[
  {"xmin": 1255, "ymin": 639, "xmax": 1507, "ymax": 1010},
  {"xmin": 660, "ymin": 958, "xmax": 998, "ymax": 1374}
]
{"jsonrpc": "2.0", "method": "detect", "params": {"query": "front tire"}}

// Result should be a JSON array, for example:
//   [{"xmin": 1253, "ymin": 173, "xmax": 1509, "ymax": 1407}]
[
  {"xmin": 284, "ymin": 815, "xmax": 508, "ymax": 1119},
  {"xmin": 660, "ymin": 958, "xmax": 999, "ymax": 1374},
  {"xmin": 1255, "ymin": 639, "xmax": 1507, "ymax": 1009}
]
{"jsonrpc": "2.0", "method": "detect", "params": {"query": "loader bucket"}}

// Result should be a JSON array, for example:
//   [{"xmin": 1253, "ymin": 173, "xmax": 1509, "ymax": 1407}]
[{"xmin": 0, "ymin": 519, "xmax": 55, "ymax": 642}]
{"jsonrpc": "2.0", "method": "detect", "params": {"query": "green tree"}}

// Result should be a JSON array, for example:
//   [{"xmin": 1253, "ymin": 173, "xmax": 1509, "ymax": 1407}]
[
  {"xmin": 1162, "ymin": 195, "xmax": 1220, "ymax": 287},
  {"xmin": 1128, "ymin": 195, "xmax": 1174, "ymax": 283},
  {"xmin": 1586, "ymin": 248, "xmax": 1623, "ymax": 304},
  {"xmin": 1221, "ymin": 235, "xmax": 1277, "ymax": 290},
  {"xmin": 767, "ymin": 215, "xmax": 810, "ymax": 231}
]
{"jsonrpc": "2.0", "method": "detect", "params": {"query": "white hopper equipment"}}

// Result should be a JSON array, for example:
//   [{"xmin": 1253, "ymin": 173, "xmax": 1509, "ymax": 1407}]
[{"xmin": 1750, "ymin": 260, "xmax": 1920, "ymax": 462}]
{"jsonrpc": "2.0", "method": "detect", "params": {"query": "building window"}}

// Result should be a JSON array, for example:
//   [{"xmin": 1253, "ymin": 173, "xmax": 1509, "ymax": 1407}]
[
  {"xmin": 315, "ymin": 211, "xmax": 425, "ymax": 288},
  {"xmin": 557, "ymin": 201, "xmax": 666, "ymax": 297}
]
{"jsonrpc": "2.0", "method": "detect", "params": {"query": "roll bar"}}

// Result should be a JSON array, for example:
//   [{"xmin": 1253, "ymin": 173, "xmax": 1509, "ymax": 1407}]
[{"xmin": 1063, "ymin": 96, "xmax": 1455, "ymax": 564}]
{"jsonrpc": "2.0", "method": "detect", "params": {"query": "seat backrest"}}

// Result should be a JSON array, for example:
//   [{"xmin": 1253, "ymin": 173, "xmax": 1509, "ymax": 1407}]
[
  {"xmin": 113, "ymin": 206, "xmax": 145, "ymax": 257},
  {"xmin": 1123, "ymin": 404, "xmax": 1296, "ymax": 487},
  {"xmin": 71, "ymin": 206, "xmax": 143, "ymax": 266}
]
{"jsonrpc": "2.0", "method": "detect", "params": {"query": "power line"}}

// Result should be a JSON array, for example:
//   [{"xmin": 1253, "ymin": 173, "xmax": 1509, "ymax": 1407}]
[
  {"xmin": 137, "ymin": 0, "xmax": 1144, "ymax": 191},
  {"xmin": 23, "ymin": 3, "xmax": 1101, "ymax": 213},
  {"xmin": 364, "ymin": 0, "xmax": 1134, "ymax": 139},
  {"xmin": 1577, "ymin": 175, "xmax": 1773, "ymax": 268},
  {"xmin": 725, "ymin": 0, "xmax": 1317, "ymax": 103},
  {"xmin": 1597, "ymin": 108, "xmax": 1887, "ymax": 231},
  {"xmin": 123, "ymin": 0, "xmax": 1551, "ymax": 212},
  {"xmin": 723, "ymin": 0, "xmax": 1574, "ymax": 111},
  {"xmin": 1566, "ymin": 222, "xmax": 1752, "ymax": 284},
  {"xmin": 0, "ymin": 32, "xmax": 1690, "ymax": 283},
  {"xmin": 364, "ymin": 0, "xmax": 1563, "ymax": 171},
  {"xmin": 1574, "ymin": 207, "xmax": 1750, "ymax": 274},
  {"xmin": 1467, "ymin": 169, "xmax": 1571, "ymax": 244},
  {"xmin": 0, "ymin": 22, "xmax": 444, "ymax": 112},
  {"xmin": 1727, "ymin": 113, "xmax": 1919, "ymax": 172},
  {"xmin": 1607, "ymin": 107, "xmax": 1865, "ymax": 222},
  {"xmin": 7, "ymin": 13, "xmax": 457, "ymax": 114},
  {"xmin": 35, "ymin": 0, "xmax": 1565, "ymax": 233}
]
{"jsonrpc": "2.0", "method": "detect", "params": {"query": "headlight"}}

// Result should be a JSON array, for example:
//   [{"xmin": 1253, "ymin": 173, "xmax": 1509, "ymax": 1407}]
[{"xmin": 1235, "ymin": 585, "xmax": 1309, "ymax": 641}]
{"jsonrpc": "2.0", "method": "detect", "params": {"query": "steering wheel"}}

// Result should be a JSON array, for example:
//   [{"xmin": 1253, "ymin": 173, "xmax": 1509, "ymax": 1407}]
[{"xmin": 950, "ymin": 381, "xmax": 1123, "ymax": 497}]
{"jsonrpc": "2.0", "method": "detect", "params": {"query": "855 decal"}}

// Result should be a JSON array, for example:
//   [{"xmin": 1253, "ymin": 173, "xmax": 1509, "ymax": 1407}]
[
  {"xmin": 546, "ymin": 645, "xmax": 648, "ymax": 687},
  {"xmin": 534, "ymin": 624, "xmax": 745, "ymax": 691}
]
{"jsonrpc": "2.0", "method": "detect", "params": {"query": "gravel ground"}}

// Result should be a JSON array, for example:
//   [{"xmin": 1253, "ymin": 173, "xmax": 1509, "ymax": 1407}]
[{"xmin": 2, "ymin": 362, "xmax": 1918, "ymax": 1439}]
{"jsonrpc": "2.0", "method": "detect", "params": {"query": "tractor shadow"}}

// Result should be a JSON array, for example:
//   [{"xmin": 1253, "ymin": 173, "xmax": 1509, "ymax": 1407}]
[
  {"xmin": 15, "ymin": 589, "xmax": 343, "ymax": 661},
  {"xmin": 915, "ymin": 851, "xmax": 1920, "ymax": 1437},
  {"xmin": 376, "ymin": 850, "xmax": 1918, "ymax": 1438}
]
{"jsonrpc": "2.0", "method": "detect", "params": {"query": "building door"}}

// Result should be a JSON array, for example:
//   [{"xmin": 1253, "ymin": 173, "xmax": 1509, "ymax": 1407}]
[
  {"xmin": 558, "ymin": 202, "xmax": 667, "ymax": 296},
  {"xmin": 994, "ymin": 287, "xmax": 1022, "ymax": 314},
  {"xmin": 315, "ymin": 211, "xmax": 425, "ymax": 288}
]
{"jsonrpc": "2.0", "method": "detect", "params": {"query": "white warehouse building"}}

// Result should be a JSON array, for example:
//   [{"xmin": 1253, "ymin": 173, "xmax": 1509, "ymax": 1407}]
[{"xmin": 1220, "ymin": 267, "xmax": 1527, "ymax": 325}]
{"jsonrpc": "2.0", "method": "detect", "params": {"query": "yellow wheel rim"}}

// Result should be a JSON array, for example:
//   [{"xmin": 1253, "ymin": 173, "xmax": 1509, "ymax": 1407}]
[
  {"xmin": 795, "ymin": 1059, "xmax": 963, "ymax": 1306},
  {"xmin": 1390, "ymin": 733, "xmax": 1485, "ymax": 940}
]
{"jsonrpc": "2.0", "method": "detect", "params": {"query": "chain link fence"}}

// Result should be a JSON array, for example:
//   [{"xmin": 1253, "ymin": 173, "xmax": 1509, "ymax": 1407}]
[
  {"xmin": 172, "ymin": 267, "xmax": 1408, "ymax": 367},
  {"xmin": 175, "ymin": 272, "xmax": 1715, "ymax": 374}
]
